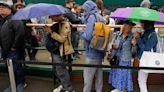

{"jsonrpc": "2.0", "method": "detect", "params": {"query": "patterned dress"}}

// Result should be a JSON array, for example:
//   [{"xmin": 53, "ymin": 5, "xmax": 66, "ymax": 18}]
[{"xmin": 109, "ymin": 35, "xmax": 133, "ymax": 92}]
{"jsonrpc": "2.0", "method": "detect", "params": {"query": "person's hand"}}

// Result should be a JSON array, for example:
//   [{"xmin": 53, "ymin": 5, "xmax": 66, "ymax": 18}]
[
  {"xmin": 131, "ymin": 37, "xmax": 137, "ymax": 46},
  {"xmin": 44, "ymin": 25, "xmax": 52, "ymax": 33},
  {"xmin": 77, "ymin": 27, "xmax": 83, "ymax": 32},
  {"xmin": 11, "ymin": 48, "xmax": 16, "ymax": 51},
  {"xmin": 112, "ymin": 43, "xmax": 119, "ymax": 49}
]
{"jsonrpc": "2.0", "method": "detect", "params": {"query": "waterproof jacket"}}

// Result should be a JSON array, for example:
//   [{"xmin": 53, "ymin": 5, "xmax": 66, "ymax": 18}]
[
  {"xmin": 0, "ymin": 14, "xmax": 25, "ymax": 51},
  {"xmin": 65, "ymin": 7, "xmax": 81, "ymax": 24},
  {"xmin": 136, "ymin": 28, "xmax": 158, "ymax": 59},
  {"xmin": 51, "ymin": 21, "xmax": 74, "ymax": 56},
  {"xmin": 112, "ymin": 32, "xmax": 136, "ymax": 61},
  {"xmin": 78, "ymin": 0, "xmax": 105, "ymax": 60}
]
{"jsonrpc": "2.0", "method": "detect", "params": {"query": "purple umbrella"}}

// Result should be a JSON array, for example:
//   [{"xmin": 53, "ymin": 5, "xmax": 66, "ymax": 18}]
[
  {"xmin": 12, "ymin": 3, "xmax": 67, "ymax": 20},
  {"xmin": 110, "ymin": 7, "xmax": 164, "ymax": 23}
]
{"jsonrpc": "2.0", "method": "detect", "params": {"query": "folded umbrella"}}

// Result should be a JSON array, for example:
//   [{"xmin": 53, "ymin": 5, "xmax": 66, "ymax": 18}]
[
  {"xmin": 12, "ymin": 3, "xmax": 67, "ymax": 20},
  {"xmin": 110, "ymin": 7, "xmax": 164, "ymax": 23}
]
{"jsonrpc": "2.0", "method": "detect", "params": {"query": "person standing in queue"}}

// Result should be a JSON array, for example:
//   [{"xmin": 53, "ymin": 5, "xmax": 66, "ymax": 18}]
[
  {"xmin": 0, "ymin": 2, "xmax": 26, "ymax": 92},
  {"xmin": 44, "ymin": 14, "xmax": 75, "ymax": 92},
  {"xmin": 133, "ymin": 20, "xmax": 158, "ymax": 92},
  {"xmin": 108, "ymin": 20, "xmax": 136, "ymax": 92},
  {"xmin": 77, "ymin": 1, "xmax": 105, "ymax": 92}
]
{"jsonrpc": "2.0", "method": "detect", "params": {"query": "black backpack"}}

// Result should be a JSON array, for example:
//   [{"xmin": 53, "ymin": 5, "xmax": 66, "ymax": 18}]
[
  {"xmin": 45, "ymin": 33, "xmax": 60, "ymax": 53},
  {"xmin": 45, "ymin": 23, "xmax": 61, "ymax": 53}
]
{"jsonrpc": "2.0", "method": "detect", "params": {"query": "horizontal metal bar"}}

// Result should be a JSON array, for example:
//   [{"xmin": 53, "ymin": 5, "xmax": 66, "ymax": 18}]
[
  {"xmin": 26, "ymin": 23, "xmax": 164, "ymax": 28},
  {"xmin": 1, "ymin": 60, "xmax": 164, "ymax": 70}
]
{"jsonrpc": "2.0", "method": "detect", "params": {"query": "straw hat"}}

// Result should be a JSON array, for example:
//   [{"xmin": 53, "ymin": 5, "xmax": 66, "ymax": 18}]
[{"xmin": 14, "ymin": 2, "xmax": 25, "ymax": 9}]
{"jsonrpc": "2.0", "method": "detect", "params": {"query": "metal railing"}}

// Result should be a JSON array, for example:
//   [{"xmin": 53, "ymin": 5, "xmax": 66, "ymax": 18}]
[{"xmin": 1, "ymin": 59, "xmax": 164, "ymax": 92}]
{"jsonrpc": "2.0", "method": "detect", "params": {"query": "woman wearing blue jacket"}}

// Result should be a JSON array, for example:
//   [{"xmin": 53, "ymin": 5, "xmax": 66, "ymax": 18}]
[
  {"xmin": 108, "ymin": 20, "xmax": 136, "ymax": 92},
  {"xmin": 133, "ymin": 20, "xmax": 158, "ymax": 92}
]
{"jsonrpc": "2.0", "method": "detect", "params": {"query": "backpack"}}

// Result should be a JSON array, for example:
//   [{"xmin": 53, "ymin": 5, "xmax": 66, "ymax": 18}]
[
  {"xmin": 45, "ymin": 23, "xmax": 61, "ymax": 53},
  {"xmin": 45, "ymin": 33, "xmax": 60, "ymax": 53},
  {"xmin": 90, "ymin": 14, "xmax": 111, "ymax": 51}
]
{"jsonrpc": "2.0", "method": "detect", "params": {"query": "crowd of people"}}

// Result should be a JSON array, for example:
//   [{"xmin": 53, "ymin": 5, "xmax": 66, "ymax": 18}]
[{"xmin": 0, "ymin": 0, "xmax": 164, "ymax": 92}]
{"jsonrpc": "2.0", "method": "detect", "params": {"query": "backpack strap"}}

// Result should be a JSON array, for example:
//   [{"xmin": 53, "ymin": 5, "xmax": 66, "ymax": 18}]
[
  {"xmin": 86, "ymin": 13, "xmax": 99, "ymax": 23},
  {"xmin": 92, "ymin": 13, "xmax": 99, "ymax": 22},
  {"xmin": 103, "ymin": 24, "xmax": 110, "ymax": 49}
]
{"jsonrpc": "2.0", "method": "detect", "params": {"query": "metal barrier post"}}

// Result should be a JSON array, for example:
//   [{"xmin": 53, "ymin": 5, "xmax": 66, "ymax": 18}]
[{"xmin": 7, "ymin": 59, "xmax": 17, "ymax": 92}]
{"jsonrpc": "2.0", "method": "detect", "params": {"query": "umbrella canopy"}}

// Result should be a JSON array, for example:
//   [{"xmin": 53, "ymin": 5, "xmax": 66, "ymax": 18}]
[
  {"xmin": 110, "ymin": 7, "xmax": 164, "ymax": 23},
  {"xmin": 12, "ymin": 3, "xmax": 67, "ymax": 20}
]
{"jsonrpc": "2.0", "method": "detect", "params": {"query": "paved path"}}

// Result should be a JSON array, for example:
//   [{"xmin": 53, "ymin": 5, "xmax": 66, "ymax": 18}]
[{"xmin": 0, "ymin": 73, "xmax": 164, "ymax": 92}]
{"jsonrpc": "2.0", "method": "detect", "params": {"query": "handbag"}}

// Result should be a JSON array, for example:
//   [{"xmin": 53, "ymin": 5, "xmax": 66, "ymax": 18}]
[
  {"xmin": 109, "ymin": 34, "xmax": 129, "ymax": 66},
  {"xmin": 133, "ymin": 57, "xmax": 140, "ymax": 67},
  {"xmin": 45, "ymin": 33, "xmax": 60, "ymax": 53},
  {"xmin": 110, "ymin": 55, "xmax": 119, "ymax": 65},
  {"xmin": 109, "ymin": 32, "xmax": 119, "ymax": 66}
]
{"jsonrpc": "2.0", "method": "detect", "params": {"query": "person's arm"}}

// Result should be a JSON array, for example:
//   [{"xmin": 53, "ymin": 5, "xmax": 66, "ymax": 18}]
[
  {"xmin": 65, "ymin": 12, "xmax": 81, "ymax": 24},
  {"xmin": 11, "ymin": 20, "xmax": 25, "ymax": 49},
  {"xmin": 78, "ymin": 15, "xmax": 96, "ymax": 41},
  {"xmin": 137, "ymin": 33, "xmax": 157, "ymax": 52}
]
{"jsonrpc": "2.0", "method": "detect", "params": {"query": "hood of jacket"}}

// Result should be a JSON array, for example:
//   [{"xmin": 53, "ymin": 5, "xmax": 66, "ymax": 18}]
[{"xmin": 82, "ymin": 0, "xmax": 99, "ymax": 16}]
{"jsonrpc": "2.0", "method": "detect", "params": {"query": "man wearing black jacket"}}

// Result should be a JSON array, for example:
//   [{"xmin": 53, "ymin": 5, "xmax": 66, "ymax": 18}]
[
  {"xmin": 71, "ymin": 4, "xmax": 81, "ymax": 59},
  {"xmin": 65, "ymin": 0, "xmax": 80, "ymax": 24},
  {"xmin": 65, "ymin": 0, "xmax": 81, "ymax": 72},
  {"xmin": 0, "ymin": 2, "xmax": 26, "ymax": 92}
]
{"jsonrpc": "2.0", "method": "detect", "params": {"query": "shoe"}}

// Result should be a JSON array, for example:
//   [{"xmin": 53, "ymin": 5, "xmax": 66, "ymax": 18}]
[
  {"xmin": 53, "ymin": 85, "xmax": 63, "ymax": 92},
  {"xmin": 3, "ymin": 87, "xmax": 11, "ymax": 92},
  {"xmin": 16, "ymin": 83, "xmax": 25, "ymax": 92},
  {"xmin": 3, "ymin": 83, "xmax": 26, "ymax": 92},
  {"xmin": 64, "ymin": 90, "xmax": 75, "ymax": 92},
  {"xmin": 24, "ymin": 83, "xmax": 27, "ymax": 88},
  {"xmin": 78, "ymin": 51, "xmax": 82, "ymax": 55},
  {"xmin": 111, "ymin": 89, "xmax": 119, "ymax": 92}
]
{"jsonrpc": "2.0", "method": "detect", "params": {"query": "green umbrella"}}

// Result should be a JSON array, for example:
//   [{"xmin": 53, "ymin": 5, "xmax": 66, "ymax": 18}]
[{"xmin": 111, "ymin": 7, "xmax": 164, "ymax": 23}]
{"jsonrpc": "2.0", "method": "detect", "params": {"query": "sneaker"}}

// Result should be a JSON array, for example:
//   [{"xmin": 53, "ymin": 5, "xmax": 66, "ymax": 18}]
[
  {"xmin": 78, "ymin": 51, "xmax": 82, "ymax": 55},
  {"xmin": 3, "ymin": 83, "xmax": 26, "ymax": 92},
  {"xmin": 3, "ymin": 87, "xmax": 11, "ymax": 92},
  {"xmin": 111, "ymin": 89, "xmax": 119, "ymax": 92},
  {"xmin": 64, "ymin": 90, "xmax": 75, "ymax": 92},
  {"xmin": 24, "ymin": 83, "xmax": 27, "ymax": 88},
  {"xmin": 16, "ymin": 83, "xmax": 25, "ymax": 92},
  {"xmin": 53, "ymin": 85, "xmax": 63, "ymax": 92}
]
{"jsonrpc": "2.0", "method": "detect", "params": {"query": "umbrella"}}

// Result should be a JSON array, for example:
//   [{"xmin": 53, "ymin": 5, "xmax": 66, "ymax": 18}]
[
  {"xmin": 12, "ymin": 3, "xmax": 67, "ymax": 20},
  {"xmin": 110, "ymin": 7, "xmax": 164, "ymax": 23}
]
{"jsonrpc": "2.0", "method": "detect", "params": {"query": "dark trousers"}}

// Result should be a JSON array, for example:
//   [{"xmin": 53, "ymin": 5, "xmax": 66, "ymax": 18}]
[
  {"xmin": 2, "ymin": 50, "xmax": 25, "ymax": 85},
  {"xmin": 51, "ymin": 53, "xmax": 74, "ymax": 91},
  {"xmin": 71, "ymin": 31, "xmax": 80, "ymax": 54}
]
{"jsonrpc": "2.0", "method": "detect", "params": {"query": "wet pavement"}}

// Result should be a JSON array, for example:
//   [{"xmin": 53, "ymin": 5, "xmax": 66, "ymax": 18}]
[{"xmin": 0, "ymin": 73, "xmax": 164, "ymax": 92}]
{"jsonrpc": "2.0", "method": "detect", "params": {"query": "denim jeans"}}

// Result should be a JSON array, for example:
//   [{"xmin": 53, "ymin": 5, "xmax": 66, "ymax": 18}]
[
  {"xmin": 2, "ymin": 50, "xmax": 25, "ymax": 85},
  {"xmin": 51, "ymin": 53, "xmax": 74, "ymax": 92},
  {"xmin": 71, "ymin": 31, "xmax": 80, "ymax": 54}
]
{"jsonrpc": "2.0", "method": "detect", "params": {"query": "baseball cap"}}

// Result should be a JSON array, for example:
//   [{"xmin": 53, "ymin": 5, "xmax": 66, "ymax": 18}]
[
  {"xmin": 124, "ymin": 20, "xmax": 136, "ymax": 26},
  {"xmin": 65, "ymin": 0, "xmax": 75, "ymax": 3},
  {"xmin": 0, "ymin": 1, "xmax": 12, "ymax": 10}
]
